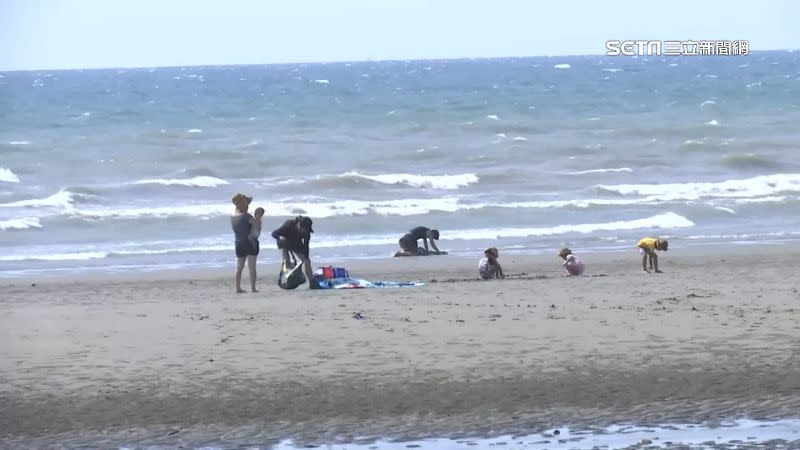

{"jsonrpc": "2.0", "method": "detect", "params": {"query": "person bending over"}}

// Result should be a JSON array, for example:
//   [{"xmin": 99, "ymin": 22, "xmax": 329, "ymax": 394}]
[
  {"xmin": 272, "ymin": 215, "xmax": 316, "ymax": 287},
  {"xmin": 394, "ymin": 226, "xmax": 443, "ymax": 256},
  {"xmin": 636, "ymin": 237, "xmax": 668, "ymax": 273}
]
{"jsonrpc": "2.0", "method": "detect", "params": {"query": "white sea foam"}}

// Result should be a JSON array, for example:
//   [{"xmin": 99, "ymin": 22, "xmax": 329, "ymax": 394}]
[
  {"xmin": 0, "ymin": 217, "xmax": 41, "ymax": 230},
  {"xmin": 313, "ymin": 79, "xmax": 330, "ymax": 84},
  {"xmin": 705, "ymin": 119, "xmax": 720, "ymax": 126},
  {"xmin": 734, "ymin": 196, "xmax": 787, "ymax": 204},
  {"xmin": 687, "ymin": 231, "xmax": 800, "ymax": 240},
  {"xmin": 268, "ymin": 419, "xmax": 800, "ymax": 450},
  {"xmin": 0, "ymin": 190, "xmax": 76, "ymax": 208},
  {"xmin": 597, "ymin": 174, "xmax": 800, "ymax": 201},
  {"xmin": 61, "ymin": 195, "xmax": 593, "ymax": 222},
  {"xmin": 0, "ymin": 212, "xmax": 692, "ymax": 262},
  {"xmin": 446, "ymin": 212, "xmax": 693, "ymax": 240},
  {"xmin": 669, "ymin": 63, "xmax": 679, "ymax": 66},
  {"xmin": 553, "ymin": 63, "xmax": 571, "ymax": 69},
  {"xmin": 682, "ymin": 138, "xmax": 706, "ymax": 146},
  {"xmin": 186, "ymin": 129, "xmax": 203, "ymax": 133},
  {"xmin": 601, "ymin": 68, "xmax": 622, "ymax": 72},
  {"xmin": 512, "ymin": 136, "xmax": 527, "ymax": 141},
  {"xmin": 565, "ymin": 167, "xmax": 632, "ymax": 175},
  {"xmin": 0, "ymin": 167, "xmax": 20, "ymax": 183},
  {"xmin": 129, "ymin": 176, "xmax": 229, "ymax": 187},
  {"xmin": 0, "ymin": 251, "xmax": 107, "ymax": 262},
  {"xmin": 486, "ymin": 114, "xmax": 499, "ymax": 120},
  {"xmin": 51, "ymin": 173, "xmax": 800, "ymax": 222},
  {"xmin": 89, "ymin": 196, "xmax": 681, "ymax": 221},
  {"xmin": 340, "ymin": 172, "xmax": 479, "ymax": 190},
  {"xmin": 67, "ymin": 198, "xmax": 469, "ymax": 220},
  {"xmin": 303, "ymin": 216, "xmax": 691, "ymax": 249},
  {"xmin": 746, "ymin": 81, "xmax": 762, "ymax": 88},
  {"xmin": 699, "ymin": 100, "xmax": 716, "ymax": 108},
  {"xmin": 715, "ymin": 206, "xmax": 736, "ymax": 214}
]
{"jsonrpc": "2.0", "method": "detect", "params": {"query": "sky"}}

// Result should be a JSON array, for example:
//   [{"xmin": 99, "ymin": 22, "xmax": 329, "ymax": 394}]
[{"xmin": 1, "ymin": 0, "xmax": 799, "ymax": 71}]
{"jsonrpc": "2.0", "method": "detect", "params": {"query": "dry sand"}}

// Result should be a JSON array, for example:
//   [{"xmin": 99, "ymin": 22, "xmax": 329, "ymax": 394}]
[{"xmin": 2, "ymin": 246, "xmax": 800, "ymax": 446}]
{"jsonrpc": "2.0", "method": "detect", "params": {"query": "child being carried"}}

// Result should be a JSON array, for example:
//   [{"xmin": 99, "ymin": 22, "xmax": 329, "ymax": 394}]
[{"xmin": 249, "ymin": 207, "xmax": 265, "ymax": 254}]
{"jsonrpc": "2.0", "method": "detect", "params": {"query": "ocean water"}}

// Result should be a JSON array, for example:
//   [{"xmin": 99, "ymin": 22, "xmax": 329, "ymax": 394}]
[
  {"xmin": 5, "ymin": 419, "xmax": 800, "ymax": 449},
  {"xmin": 2, "ymin": 52, "xmax": 800, "ymax": 276}
]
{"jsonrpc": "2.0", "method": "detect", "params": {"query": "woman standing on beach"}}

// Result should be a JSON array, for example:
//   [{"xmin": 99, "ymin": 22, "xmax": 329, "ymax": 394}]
[{"xmin": 231, "ymin": 193, "xmax": 258, "ymax": 293}]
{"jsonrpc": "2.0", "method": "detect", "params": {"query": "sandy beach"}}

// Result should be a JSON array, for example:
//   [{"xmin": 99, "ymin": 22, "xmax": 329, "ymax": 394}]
[{"xmin": 2, "ymin": 246, "xmax": 800, "ymax": 447}]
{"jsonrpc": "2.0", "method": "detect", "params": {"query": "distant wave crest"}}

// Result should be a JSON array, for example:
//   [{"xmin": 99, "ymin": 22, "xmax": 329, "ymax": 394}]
[
  {"xmin": 564, "ymin": 168, "xmax": 632, "ymax": 175},
  {"xmin": 339, "ymin": 172, "xmax": 479, "ymax": 190},
  {"xmin": 0, "ymin": 217, "xmax": 41, "ymax": 231},
  {"xmin": 721, "ymin": 153, "xmax": 781, "ymax": 170},
  {"xmin": 0, "ymin": 167, "xmax": 20, "ymax": 183},
  {"xmin": 129, "ymin": 176, "xmax": 229, "ymax": 187},
  {"xmin": 0, "ymin": 251, "xmax": 106, "ymax": 262},
  {"xmin": 0, "ymin": 190, "xmax": 76, "ymax": 208},
  {"xmin": 446, "ymin": 212, "xmax": 693, "ymax": 240},
  {"xmin": 270, "ymin": 172, "xmax": 480, "ymax": 190},
  {"xmin": 596, "ymin": 173, "xmax": 800, "ymax": 201}
]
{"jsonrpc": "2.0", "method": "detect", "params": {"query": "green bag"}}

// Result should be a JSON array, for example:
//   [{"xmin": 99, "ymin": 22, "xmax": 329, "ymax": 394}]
[{"xmin": 278, "ymin": 252, "xmax": 306, "ymax": 290}]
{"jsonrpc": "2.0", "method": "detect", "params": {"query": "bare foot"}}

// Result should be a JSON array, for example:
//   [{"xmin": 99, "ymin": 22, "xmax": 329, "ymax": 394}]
[
  {"xmin": 236, "ymin": 289, "xmax": 246, "ymax": 294},
  {"xmin": 655, "ymin": 269, "xmax": 663, "ymax": 273},
  {"xmin": 251, "ymin": 289, "xmax": 258, "ymax": 293},
  {"xmin": 643, "ymin": 269, "xmax": 651, "ymax": 274}
]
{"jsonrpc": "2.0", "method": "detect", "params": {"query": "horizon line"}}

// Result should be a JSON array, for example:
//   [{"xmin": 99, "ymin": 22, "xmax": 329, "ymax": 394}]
[{"xmin": 1, "ymin": 48, "xmax": 797, "ymax": 73}]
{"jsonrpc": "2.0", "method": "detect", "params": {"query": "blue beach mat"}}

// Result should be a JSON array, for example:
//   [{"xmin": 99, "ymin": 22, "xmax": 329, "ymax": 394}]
[{"xmin": 315, "ymin": 277, "xmax": 425, "ymax": 289}]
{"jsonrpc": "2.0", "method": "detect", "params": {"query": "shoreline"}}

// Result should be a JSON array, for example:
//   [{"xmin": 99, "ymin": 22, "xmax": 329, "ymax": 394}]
[
  {"xmin": 2, "ymin": 246, "xmax": 800, "ymax": 445},
  {"xmin": 3, "ymin": 237, "xmax": 800, "ymax": 281}
]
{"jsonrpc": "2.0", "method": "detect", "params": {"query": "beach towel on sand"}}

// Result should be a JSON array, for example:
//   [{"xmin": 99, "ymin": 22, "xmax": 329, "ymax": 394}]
[{"xmin": 314, "ymin": 277, "xmax": 425, "ymax": 289}]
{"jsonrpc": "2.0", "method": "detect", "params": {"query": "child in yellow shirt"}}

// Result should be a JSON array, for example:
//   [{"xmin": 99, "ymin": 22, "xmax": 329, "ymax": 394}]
[{"xmin": 636, "ymin": 238, "xmax": 668, "ymax": 273}]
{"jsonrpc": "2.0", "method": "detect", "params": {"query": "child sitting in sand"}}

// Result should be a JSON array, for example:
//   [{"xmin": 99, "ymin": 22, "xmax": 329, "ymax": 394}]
[
  {"xmin": 249, "ymin": 207, "xmax": 265, "ymax": 255},
  {"xmin": 479, "ymin": 247, "xmax": 504, "ymax": 279},
  {"xmin": 636, "ymin": 237, "xmax": 668, "ymax": 273},
  {"xmin": 558, "ymin": 248, "xmax": 585, "ymax": 276}
]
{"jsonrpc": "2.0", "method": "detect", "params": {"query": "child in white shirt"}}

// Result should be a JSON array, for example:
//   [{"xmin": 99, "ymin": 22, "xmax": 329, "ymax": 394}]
[
  {"xmin": 559, "ymin": 248, "xmax": 585, "ymax": 276},
  {"xmin": 479, "ymin": 247, "xmax": 504, "ymax": 279}
]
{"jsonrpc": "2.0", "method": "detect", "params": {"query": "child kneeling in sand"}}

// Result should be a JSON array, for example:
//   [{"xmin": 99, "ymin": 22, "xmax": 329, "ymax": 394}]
[
  {"xmin": 558, "ymin": 248, "xmax": 585, "ymax": 276},
  {"xmin": 636, "ymin": 237, "xmax": 668, "ymax": 273},
  {"xmin": 479, "ymin": 247, "xmax": 504, "ymax": 279}
]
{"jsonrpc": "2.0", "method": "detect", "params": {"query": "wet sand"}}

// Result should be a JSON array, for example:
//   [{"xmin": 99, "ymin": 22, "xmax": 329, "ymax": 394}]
[{"xmin": 2, "ymin": 246, "xmax": 800, "ymax": 446}]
